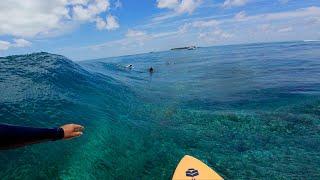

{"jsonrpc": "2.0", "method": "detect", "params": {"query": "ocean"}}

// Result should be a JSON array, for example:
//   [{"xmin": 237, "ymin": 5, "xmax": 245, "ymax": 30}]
[{"xmin": 0, "ymin": 41, "xmax": 320, "ymax": 179}]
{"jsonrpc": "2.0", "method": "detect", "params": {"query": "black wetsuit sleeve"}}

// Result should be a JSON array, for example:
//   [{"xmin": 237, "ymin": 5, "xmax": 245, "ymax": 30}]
[{"xmin": 0, "ymin": 124, "xmax": 64, "ymax": 149}]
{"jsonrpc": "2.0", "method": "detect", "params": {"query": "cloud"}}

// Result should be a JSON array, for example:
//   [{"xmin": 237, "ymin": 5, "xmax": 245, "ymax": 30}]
[
  {"xmin": 88, "ymin": 29, "xmax": 177, "ymax": 50},
  {"xmin": 239, "ymin": 6, "xmax": 320, "ymax": 22},
  {"xmin": 279, "ymin": 0, "xmax": 290, "ymax": 4},
  {"xmin": 126, "ymin": 29, "xmax": 147, "ymax": 38},
  {"xmin": 179, "ymin": 19, "xmax": 220, "ymax": 33},
  {"xmin": 177, "ymin": 6, "xmax": 320, "ymax": 45},
  {"xmin": 96, "ymin": 17, "xmax": 107, "ymax": 30},
  {"xmin": 96, "ymin": 15, "xmax": 120, "ymax": 30},
  {"xmin": 106, "ymin": 15, "xmax": 120, "ymax": 30},
  {"xmin": 114, "ymin": 0, "xmax": 122, "ymax": 9},
  {"xmin": 72, "ymin": 0, "xmax": 110, "ymax": 21},
  {"xmin": 263, "ymin": 6, "xmax": 320, "ymax": 21},
  {"xmin": 12, "ymin": 39, "xmax": 32, "ymax": 47},
  {"xmin": 212, "ymin": 6, "xmax": 320, "ymax": 24},
  {"xmin": 153, "ymin": 0, "xmax": 203, "ymax": 22},
  {"xmin": 157, "ymin": 0, "xmax": 179, "ymax": 9},
  {"xmin": 179, "ymin": 18, "xmax": 232, "ymax": 44},
  {"xmin": 0, "ymin": 39, "xmax": 31, "ymax": 51},
  {"xmin": 86, "ymin": 29, "xmax": 178, "ymax": 51},
  {"xmin": 223, "ymin": 0, "xmax": 248, "ymax": 8},
  {"xmin": 124, "ymin": 29, "xmax": 150, "ymax": 45},
  {"xmin": 156, "ymin": 0, "xmax": 202, "ymax": 14},
  {"xmin": 177, "ymin": 0, "xmax": 202, "ymax": 14},
  {"xmin": 278, "ymin": 27, "xmax": 293, "ymax": 33},
  {"xmin": 234, "ymin": 11, "xmax": 247, "ymax": 21},
  {"xmin": 192, "ymin": 19, "xmax": 220, "ymax": 28},
  {"xmin": 195, "ymin": 6, "xmax": 320, "ymax": 44},
  {"xmin": 152, "ymin": 31, "xmax": 179, "ymax": 38},
  {"xmin": 0, "ymin": 0, "xmax": 69, "ymax": 37},
  {"xmin": 152, "ymin": 12, "xmax": 181, "ymax": 22},
  {"xmin": 199, "ymin": 29, "xmax": 233, "ymax": 43},
  {"xmin": 0, "ymin": 40, "xmax": 10, "ymax": 50},
  {"xmin": 259, "ymin": 24, "xmax": 272, "ymax": 32},
  {"xmin": 69, "ymin": 0, "xmax": 90, "ymax": 5},
  {"xmin": 0, "ymin": 0, "xmax": 118, "ymax": 39}
]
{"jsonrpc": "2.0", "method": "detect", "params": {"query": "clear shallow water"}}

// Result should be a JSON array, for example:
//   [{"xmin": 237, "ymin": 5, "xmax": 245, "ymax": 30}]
[{"xmin": 0, "ymin": 41, "xmax": 320, "ymax": 179}]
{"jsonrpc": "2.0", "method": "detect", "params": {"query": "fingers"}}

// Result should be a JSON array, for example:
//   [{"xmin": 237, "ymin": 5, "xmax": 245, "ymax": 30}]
[
  {"xmin": 73, "ymin": 131, "xmax": 83, "ymax": 137},
  {"xmin": 71, "ymin": 124, "xmax": 84, "ymax": 132},
  {"xmin": 72, "ymin": 124, "xmax": 84, "ymax": 129}
]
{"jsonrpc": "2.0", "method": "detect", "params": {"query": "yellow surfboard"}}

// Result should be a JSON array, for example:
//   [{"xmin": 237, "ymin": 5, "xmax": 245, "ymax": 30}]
[{"xmin": 172, "ymin": 155, "xmax": 223, "ymax": 180}]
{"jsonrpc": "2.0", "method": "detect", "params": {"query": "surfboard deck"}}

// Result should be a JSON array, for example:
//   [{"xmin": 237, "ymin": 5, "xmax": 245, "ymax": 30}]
[{"xmin": 172, "ymin": 155, "xmax": 223, "ymax": 180}]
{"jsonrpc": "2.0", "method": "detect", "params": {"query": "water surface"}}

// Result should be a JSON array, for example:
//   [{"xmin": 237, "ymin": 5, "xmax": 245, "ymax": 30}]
[{"xmin": 0, "ymin": 41, "xmax": 320, "ymax": 179}]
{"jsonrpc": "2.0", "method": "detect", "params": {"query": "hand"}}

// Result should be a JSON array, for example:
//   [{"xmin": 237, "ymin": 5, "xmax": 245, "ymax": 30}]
[{"xmin": 60, "ymin": 124, "xmax": 84, "ymax": 139}]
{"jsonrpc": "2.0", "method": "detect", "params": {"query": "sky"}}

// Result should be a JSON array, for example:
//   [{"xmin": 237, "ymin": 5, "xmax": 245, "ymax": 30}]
[{"xmin": 0, "ymin": 0, "xmax": 320, "ymax": 61}]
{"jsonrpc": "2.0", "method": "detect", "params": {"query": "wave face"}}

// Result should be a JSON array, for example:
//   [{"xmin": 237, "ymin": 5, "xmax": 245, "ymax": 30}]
[{"xmin": 1, "ymin": 41, "xmax": 320, "ymax": 179}]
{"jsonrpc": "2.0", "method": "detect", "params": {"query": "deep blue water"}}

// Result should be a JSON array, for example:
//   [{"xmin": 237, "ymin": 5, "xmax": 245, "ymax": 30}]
[{"xmin": 0, "ymin": 41, "xmax": 320, "ymax": 179}]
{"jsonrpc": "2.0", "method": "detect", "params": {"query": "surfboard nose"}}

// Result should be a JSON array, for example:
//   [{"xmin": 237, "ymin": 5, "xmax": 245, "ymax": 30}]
[{"xmin": 172, "ymin": 155, "xmax": 223, "ymax": 180}]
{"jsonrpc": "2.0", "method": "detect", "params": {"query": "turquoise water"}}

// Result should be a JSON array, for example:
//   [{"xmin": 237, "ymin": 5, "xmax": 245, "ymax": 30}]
[{"xmin": 0, "ymin": 41, "xmax": 320, "ymax": 179}]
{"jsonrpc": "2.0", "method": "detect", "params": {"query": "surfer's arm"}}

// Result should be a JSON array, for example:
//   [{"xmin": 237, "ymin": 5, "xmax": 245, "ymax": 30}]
[{"xmin": 0, "ymin": 124, "xmax": 83, "ymax": 150}]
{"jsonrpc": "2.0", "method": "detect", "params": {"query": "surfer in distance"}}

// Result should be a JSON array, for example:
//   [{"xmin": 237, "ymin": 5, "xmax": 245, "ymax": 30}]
[
  {"xmin": 126, "ymin": 64, "xmax": 133, "ymax": 69},
  {"xmin": 149, "ymin": 67, "xmax": 154, "ymax": 73}
]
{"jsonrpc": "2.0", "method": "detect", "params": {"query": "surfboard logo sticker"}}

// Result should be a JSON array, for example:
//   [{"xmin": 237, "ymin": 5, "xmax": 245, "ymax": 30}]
[
  {"xmin": 186, "ymin": 168, "xmax": 199, "ymax": 179},
  {"xmin": 186, "ymin": 168, "xmax": 199, "ymax": 177}
]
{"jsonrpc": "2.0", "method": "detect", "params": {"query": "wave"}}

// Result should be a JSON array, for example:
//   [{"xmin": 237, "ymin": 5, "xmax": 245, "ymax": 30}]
[
  {"xmin": 0, "ymin": 52, "xmax": 149, "ymax": 179},
  {"xmin": 0, "ymin": 52, "xmax": 136, "ymax": 125},
  {"xmin": 1, "ymin": 52, "xmax": 129, "ymax": 102}
]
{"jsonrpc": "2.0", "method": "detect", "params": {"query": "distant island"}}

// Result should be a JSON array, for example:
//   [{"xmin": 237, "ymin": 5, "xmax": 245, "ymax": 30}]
[{"xmin": 171, "ymin": 46, "xmax": 197, "ymax": 51}]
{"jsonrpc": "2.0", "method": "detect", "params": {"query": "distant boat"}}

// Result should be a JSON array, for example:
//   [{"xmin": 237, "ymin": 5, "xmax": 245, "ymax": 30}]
[
  {"xmin": 171, "ymin": 46, "xmax": 197, "ymax": 51},
  {"xmin": 187, "ymin": 46, "xmax": 196, "ymax": 50}
]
